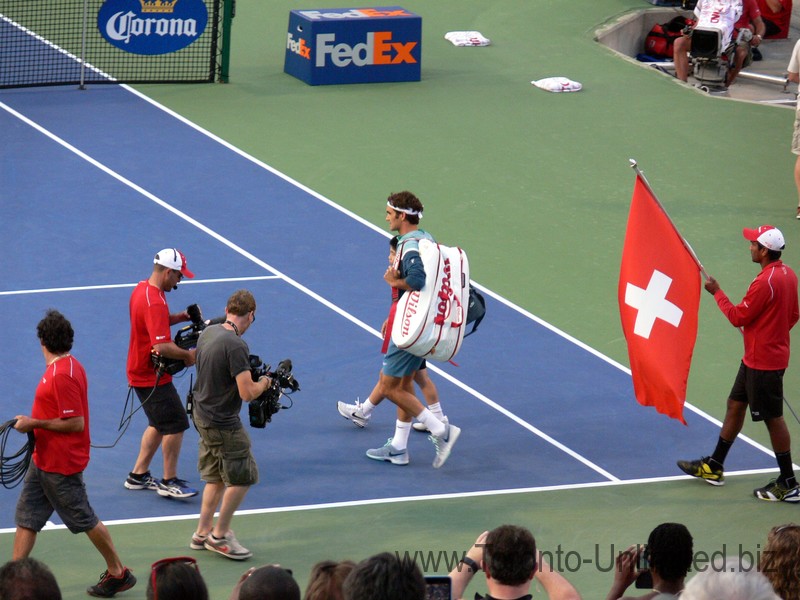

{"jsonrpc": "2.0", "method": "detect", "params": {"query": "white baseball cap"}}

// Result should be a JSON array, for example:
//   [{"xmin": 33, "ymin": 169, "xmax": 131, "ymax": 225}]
[
  {"xmin": 154, "ymin": 248, "xmax": 194, "ymax": 278},
  {"xmin": 742, "ymin": 225, "xmax": 785, "ymax": 252}
]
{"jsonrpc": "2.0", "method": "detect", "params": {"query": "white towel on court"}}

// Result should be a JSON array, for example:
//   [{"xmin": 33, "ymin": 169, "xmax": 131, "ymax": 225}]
[
  {"xmin": 444, "ymin": 31, "xmax": 491, "ymax": 46},
  {"xmin": 531, "ymin": 77, "xmax": 583, "ymax": 93}
]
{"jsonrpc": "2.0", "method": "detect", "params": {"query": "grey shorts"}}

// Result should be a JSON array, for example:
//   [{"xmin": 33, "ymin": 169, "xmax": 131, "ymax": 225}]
[
  {"xmin": 381, "ymin": 340, "xmax": 424, "ymax": 378},
  {"xmin": 196, "ymin": 423, "xmax": 258, "ymax": 487},
  {"xmin": 134, "ymin": 383, "xmax": 190, "ymax": 435},
  {"xmin": 15, "ymin": 464, "xmax": 99, "ymax": 534}
]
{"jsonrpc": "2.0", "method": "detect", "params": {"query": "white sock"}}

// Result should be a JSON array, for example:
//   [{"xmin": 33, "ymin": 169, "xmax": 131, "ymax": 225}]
[
  {"xmin": 417, "ymin": 408, "xmax": 446, "ymax": 437},
  {"xmin": 360, "ymin": 398, "xmax": 377, "ymax": 418},
  {"xmin": 392, "ymin": 420, "xmax": 412, "ymax": 450}
]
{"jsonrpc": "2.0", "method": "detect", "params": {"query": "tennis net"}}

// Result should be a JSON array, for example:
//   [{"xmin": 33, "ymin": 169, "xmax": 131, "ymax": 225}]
[{"xmin": 0, "ymin": 0, "xmax": 230, "ymax": 88}]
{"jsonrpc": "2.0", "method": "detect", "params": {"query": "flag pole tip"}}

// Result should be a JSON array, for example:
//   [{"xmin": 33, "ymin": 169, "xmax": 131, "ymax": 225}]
[{"xmin": 629, "ymin": 158, "xmax": 638, "ymax": 168}]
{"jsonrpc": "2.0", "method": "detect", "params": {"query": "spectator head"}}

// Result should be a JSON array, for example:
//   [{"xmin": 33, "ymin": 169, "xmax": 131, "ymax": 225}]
[
  {"xmin": 304, "ymin": 560, "xmax": 356, "ymax": 600},
  {"xmin": 37, "ymin": 309, "xmax": 74, "ymax": 355},
  {"xmin": 682, "ymin": 558, "xmax": 779, "ymax": 600},
  {"xmin": 646, "ymin": 522, "xmax": 693, "ymax": 582},
  {"xmin": 147, "ymin": 557, "xmax": 208, "ymax": 600},
  {"xmin": 483, "ymin": 524, "xmax": 537, "ymax": 586},
  {"xmin": 761, "ymin": 523, "xmax": 800, "ymax": 600},
  {"xmin": 342, "ymin": 552, "xmax": 425, "ymax": 600},
  {"xmin": 239, "ymin": 566, "xmax": 300, "ymax": 600},
  {"xmin": 0, "ymin": 557, "xmax": 62, "ymax": 600}
]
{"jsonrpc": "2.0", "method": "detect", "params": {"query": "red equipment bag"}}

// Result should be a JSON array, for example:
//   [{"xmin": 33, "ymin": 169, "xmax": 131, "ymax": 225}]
[{"xmin": 644, "ymin": 16, "xmax": 693, "ymax": 58}]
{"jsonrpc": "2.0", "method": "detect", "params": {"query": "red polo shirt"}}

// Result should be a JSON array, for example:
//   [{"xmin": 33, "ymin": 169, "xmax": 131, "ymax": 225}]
[
  {"xmin": 32, "ymin": 356, "xmax": 90, "ymax": 475},
  {"xmin": 713, "ymin": 260, "xmax": 799, "ymax": 370}
]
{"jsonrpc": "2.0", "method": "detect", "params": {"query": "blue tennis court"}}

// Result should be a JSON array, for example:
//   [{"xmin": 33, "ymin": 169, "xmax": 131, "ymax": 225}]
[{"xmin": 0, "ymin": 84, "xmax": 780, "ymax": 531}]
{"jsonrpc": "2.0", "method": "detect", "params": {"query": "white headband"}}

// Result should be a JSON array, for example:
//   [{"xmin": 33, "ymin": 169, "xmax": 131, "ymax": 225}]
[{"xmin": 387, "ymin": 201, "xmax": 423, "ymax": 218}]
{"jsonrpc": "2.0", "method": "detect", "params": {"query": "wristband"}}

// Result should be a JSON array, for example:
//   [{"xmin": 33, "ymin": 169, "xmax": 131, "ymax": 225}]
[{"xmin": 460, "ymin": 556, "xmax": 481, "ymax": 573}]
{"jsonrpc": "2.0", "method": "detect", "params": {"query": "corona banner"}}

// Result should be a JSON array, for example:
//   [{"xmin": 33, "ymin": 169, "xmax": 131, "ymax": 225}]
[{"xmin": 98, "ymin": 0, "xmax": 209, "ymax": 55}]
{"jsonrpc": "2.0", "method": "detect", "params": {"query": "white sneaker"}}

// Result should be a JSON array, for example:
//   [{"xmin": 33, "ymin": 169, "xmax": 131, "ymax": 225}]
[
  {"xmin": 204, "ymin": 530, "xmax": 252, "ymax": 560},
  {"xmin": 366, "ymin": 438, "xmax": 410, "ymax": 465},
  {"xmin": 430, "ymin": 424, "xmax": 461, "ymax": 468},
  {"xmin": 338, "ymin": 399, "xmax": 369, "ymax": 428}
]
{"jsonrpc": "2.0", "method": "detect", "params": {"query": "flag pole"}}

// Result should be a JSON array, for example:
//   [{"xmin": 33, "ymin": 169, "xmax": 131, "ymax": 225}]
[{"xmin": 629, "ymin": 159, "xmax": 710, "ymax": 281}]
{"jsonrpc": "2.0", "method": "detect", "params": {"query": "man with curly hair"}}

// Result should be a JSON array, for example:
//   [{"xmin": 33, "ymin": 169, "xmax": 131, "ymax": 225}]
[{"xmin": 13, "ymin": 310, "xmax": 136, "ymax": 597}]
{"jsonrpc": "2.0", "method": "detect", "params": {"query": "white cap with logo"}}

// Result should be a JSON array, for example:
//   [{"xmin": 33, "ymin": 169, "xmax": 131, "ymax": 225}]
[
  {"xmin": 742, "ymin": 225, "xmax": 785, "ymax": 252},
  {"xmin": 154, "ymin": 248, "xmax": 194, "ymax": 278}
]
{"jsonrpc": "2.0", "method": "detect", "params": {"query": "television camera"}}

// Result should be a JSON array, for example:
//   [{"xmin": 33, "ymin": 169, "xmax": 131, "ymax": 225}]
[
  {"xmin": 150, "ymin": 304, "xmax": 223, "ymax": 376},
  {"xmin": 248, "ymin": 356, "xmax": 301, "ymax": 428}
]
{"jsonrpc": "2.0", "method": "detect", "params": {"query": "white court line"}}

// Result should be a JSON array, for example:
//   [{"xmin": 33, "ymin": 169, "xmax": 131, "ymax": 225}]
[
  {"xmin": 1, "ymin": 100, "xmax": 618, "ymax": 483},
  {"xmin": 0, "ymin": 276, "xmax": 280, "ymax": 297},
  {"xmin": 0, "ymin": 465, "xmax": 782, "ymax": 534}
]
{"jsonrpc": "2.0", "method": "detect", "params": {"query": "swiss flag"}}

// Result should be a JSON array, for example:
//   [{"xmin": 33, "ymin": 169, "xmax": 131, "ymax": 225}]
[{"xmin": 618, "ymin": 174, "xmax": 701, "ymax": 424}]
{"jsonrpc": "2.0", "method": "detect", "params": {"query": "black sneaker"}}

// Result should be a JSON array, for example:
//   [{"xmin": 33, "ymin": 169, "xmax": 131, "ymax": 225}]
[
  {"xmin": 87, "ymin": 567, "xmax": 136, "ymax": 597},
  {"xmin": 677, "ymin": 456, "xmax": 725, "ymax": 486},
  {"xmin": 123, "ymin": 471, "xmax": 158, "ymax": 491}
]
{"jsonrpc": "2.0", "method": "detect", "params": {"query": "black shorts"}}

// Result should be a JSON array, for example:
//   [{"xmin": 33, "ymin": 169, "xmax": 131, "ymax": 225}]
[
  {"xmin": 15, "ymin": 464, "xmax": 99, "ymax": 534},
  {"xmin": 728, "ymin": 362, "xmax": 785, "ymax": 422},
  {"xmin": 134, "ymin": 383, "xmax": 190, "ymax": 435}
]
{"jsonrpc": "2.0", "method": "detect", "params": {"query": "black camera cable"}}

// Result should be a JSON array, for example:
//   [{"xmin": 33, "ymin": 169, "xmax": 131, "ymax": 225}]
[
  {"xmin": 0, "ymin": 419, "xmax": 35, "ymax": 489},
  {"xmin": 91, "ymin": 372, "xmax": 164, "ymax": 449}
]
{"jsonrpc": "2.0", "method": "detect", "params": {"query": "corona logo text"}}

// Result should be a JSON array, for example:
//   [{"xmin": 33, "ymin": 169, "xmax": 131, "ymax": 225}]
[
  {"xmin": 98, "ymin": 0, "xmax": 207, "ymax": 55},
  {"xmin": 105, "ymin": 11, "xmax": 198, "ymax": 43},
  {"xmin": 315, "ymin": 32, "xmax": 417, "ymax": 67}
]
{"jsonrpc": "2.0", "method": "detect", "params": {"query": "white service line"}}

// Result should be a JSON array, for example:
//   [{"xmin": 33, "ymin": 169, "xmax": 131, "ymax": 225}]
[{"xmin": 0, "ymin": 276, "xmax": 281, "ymax": 297}]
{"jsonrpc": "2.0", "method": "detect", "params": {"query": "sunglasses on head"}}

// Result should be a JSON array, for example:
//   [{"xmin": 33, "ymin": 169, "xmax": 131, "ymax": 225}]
[
  {"xmin": 773, "ymin": 523, "xmax": 800, "ymax": 534},
  {"xmin": 150, "ymin": 556, "xmax": 199, "ymax": 600}
]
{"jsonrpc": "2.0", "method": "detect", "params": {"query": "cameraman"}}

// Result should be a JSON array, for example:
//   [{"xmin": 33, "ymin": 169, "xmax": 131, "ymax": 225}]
[
  {"xmin": 190, "ymin": 289, "xmax": 271, "ymax": 561},
  {"xmin": 125, "ymin": 248, "xmax": 198, "ymax": 499}
]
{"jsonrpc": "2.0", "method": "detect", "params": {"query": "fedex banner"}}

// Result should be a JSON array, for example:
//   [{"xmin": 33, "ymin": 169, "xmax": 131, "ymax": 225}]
[{"xmin": 284, "ymin": 7, "xmax": 421, "ymax": 85}]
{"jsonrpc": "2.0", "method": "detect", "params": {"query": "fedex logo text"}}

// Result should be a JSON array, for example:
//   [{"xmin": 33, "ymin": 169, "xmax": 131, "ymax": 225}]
[
  {"xmin": 299, "ymin": 9, "xmax": 411, "ymax": 20},
  {"xmin": 286, "ymin": 32, "xmax": 311, "ymax": 58},
  {"xmin": 316, "ymin": 32, "xmax": 417, "ymax": 67}
]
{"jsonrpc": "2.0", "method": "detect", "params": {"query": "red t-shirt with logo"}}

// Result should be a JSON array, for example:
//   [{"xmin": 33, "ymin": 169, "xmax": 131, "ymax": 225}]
[
  {"xmin": 127, "ymin": 280, "xmax": 172, "ymax": 387},
  {"xmin": 32, "ymin": 356, "xmax": 90, "ymax": 475}
]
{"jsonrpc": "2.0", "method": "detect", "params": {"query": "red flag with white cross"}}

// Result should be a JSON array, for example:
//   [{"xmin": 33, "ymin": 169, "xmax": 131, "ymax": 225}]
[{"xmin": 618, "ymin": 173, "xmax": 701, "ymax": 424}]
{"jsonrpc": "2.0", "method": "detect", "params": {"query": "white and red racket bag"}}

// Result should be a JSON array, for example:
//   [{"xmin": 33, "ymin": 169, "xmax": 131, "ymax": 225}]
[{"xmin": 391, "ymin": 238, "xmax": 470, "ymax": 362}]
